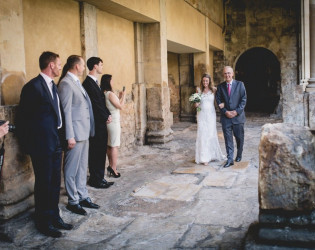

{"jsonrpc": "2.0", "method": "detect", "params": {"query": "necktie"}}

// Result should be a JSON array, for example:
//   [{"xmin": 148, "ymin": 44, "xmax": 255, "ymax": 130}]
[
  {"xmin": 76, "ymin": 80, "xmax": 86, "ymax": 97},
  {"xmin": 228, "ymin": 83, "xmax": 231, "ymax": 96},
  {"xmin": 51, "ymin": 81, "xmax": 62, "ymax": 127},
  {"xmin": 96, "ymin": 80, "xmax": 100, "ymax": 89}
]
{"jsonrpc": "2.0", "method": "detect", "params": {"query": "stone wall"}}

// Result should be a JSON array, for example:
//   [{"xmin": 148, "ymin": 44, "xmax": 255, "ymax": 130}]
[
  {"xmin": 120, "ymin": 93, "xmax": 136, "ymax": 153},
  {"xmin": 221, "ymin": 0, "xmax": 304, "ymax": 124},
  {"xmin": 168, "ymin": 74, "xmax": 180, "ymax": 122},
  {"xmin": 213, "ymin": 51, "xmax": 224, "ymax": 86}
]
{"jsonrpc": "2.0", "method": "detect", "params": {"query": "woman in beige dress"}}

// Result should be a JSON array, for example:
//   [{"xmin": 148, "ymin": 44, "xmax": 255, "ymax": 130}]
[{"xmin": 100, "ymin": 74, "xmax": 125, "ymax": 178}]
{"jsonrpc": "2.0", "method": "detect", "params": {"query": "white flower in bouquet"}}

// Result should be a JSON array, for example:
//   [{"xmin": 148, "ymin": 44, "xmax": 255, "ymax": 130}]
[{"xmin": 189, "ymin": 93, "xmax": 201, "ymax": 111}]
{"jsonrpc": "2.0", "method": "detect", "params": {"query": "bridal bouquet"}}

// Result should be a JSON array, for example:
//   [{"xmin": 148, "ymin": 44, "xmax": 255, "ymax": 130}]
[{"xmin": 189, "ymin": 93, "xmax": 201, "ymax": 111}]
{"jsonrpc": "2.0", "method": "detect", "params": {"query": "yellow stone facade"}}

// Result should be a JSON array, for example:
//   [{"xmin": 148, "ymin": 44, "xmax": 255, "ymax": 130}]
[{"xmin": 0, "ymin": 0, "xmax": 224, "ymax": 219}]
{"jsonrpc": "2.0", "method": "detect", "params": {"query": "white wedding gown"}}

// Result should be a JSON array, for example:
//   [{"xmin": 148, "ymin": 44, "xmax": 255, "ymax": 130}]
[{"xmin": 195, "ymin": 91, "xmax": 226, "ymax": 164}]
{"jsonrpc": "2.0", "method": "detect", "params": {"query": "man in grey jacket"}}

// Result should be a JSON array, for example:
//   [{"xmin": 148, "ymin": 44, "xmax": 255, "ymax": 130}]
[
  {"xmin": 215, "ymin": 66, "xmax": 247, "ymax": 168},
  {"xmin": 58, "ymin": 55, "xmax": 99, "ymax": 215}
]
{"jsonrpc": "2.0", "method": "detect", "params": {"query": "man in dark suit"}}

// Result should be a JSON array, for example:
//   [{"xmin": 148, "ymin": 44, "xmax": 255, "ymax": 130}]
[
  {"xmin": 82, "ymin": 57, "xmax": 113, "ymax": 188},
  {"xmin": 17, "ymin": 51, "xmax": 73, "ymax": 237},
  {"xmin": 215, "ymin": 66, "xmax": 247, "ymax": 168}
]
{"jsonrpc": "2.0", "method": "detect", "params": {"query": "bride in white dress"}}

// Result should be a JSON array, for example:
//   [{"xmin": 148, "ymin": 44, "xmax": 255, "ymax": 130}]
[{"xmin": 195, "ymin": 74, "xmax": 226, "ymax": 165}]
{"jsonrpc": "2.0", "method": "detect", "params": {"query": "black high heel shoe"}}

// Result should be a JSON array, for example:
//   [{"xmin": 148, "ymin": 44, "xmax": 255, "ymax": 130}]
[{"xmin": 107, "ymin": 166, "xmax": 121, "ymax": 178}]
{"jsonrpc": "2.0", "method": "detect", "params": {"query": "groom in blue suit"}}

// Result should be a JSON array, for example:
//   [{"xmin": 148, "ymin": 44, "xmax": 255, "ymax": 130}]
[
  {"xmin": 216, "ymin": 66, "xmax": 247, "ymax": 168},
  {"xmin": 17, "ymin": 51, "xmax": 73, "ymax": 237}
]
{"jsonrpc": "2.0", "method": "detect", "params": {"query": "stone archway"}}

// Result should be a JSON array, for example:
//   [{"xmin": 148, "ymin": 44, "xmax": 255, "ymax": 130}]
[{"xmin": 235, "ymin": 47, "xmax": 281, "ymax": 113}]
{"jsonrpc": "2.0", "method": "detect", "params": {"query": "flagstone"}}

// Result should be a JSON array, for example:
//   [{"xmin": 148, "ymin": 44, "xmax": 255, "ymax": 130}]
[
  {"xmin": 186, "ymin": 199, "xmax": 258, "ymax": 228},
  {"xmin": 228, "ymin": 161, "xmax": 249, "ymax": 172},
  {"xmin": 201, "ymin": 171, "xmax": 238, "ymax": 188},
  {"xmin": 133, "ymin": 181, "xmax": 201, "ymax": 201},
  {"xmin": 172, "ymin": 165, "xmax": 217, "ymax": 174}
]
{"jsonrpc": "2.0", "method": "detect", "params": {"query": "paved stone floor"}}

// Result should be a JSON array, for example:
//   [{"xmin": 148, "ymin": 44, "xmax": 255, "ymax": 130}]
[{"xmin": 0, "ymin": 113, "xmax": 281, "ymax": 249}]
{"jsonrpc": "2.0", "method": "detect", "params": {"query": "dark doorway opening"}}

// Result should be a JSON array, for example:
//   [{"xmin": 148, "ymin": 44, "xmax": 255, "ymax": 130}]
[{"xmin": 235, "ymin": 47, "xmax": 281, "ymax": 113}]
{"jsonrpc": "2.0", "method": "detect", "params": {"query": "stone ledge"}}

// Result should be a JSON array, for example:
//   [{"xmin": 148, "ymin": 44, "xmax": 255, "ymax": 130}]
[
  {"xmin": 259, "ymin": 209, "xmax": 315, "ymax": 227},
  {"xmin": 244, "ymin": 223, "xmax": 315, "ymax": 250}
]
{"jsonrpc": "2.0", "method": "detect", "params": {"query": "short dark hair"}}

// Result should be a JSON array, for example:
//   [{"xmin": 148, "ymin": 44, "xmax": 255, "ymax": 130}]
[
  {"xmin": 87, "ymin": 57, "xmax": 103, "ymax": 71},
  {"xmin": 100, "ymin": 74, "xmax": 112, "ymax": 92},
  {"xmin": 39, "ymin": 51, "xmax": 59, "ymax": 70}
]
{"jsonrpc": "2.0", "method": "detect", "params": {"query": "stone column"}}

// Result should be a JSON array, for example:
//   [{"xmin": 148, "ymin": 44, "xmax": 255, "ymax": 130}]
[
  {"xmin": 80, "ymin": 2, "xmax": 98, "ymax": 76},
  {"xmin": 143, "ymin": 0, "xmax": 173, "ymax": 144},
  {"xmin": 301, "ymin": 0, "xmax": 310, "ymax": 90},
  {"xmin": 179, "ymin": 54, "xmax": 195, "ymax": 122},
  {"xmin": 0, "ymin": 0, "xmax": 34, "ymax": 221},
  {"xmin": 304, "ymin": 0, "xmax": 315, "ymax": 130},
  {"xmin": 306, "ymin": 0, "xmax": 315, "ymax": 92},
  {"xmin": 133, "ymin": 23, "xmax": 147, "ymax": 145},
  {"xmin": 194, "ymin": 18, "xmax": 210, "ymax": 85}
]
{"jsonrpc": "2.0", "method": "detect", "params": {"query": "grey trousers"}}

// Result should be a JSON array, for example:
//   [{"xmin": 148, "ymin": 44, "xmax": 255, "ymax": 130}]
[{"xmin": 64, "ymin": 140, "xmax": 89, "ymax": 205}]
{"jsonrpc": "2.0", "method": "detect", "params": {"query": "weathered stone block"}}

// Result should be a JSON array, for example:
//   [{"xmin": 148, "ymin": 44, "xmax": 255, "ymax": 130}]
[
  {"xmin": 0, "ymin": 106, "xmax": 34, "ymax": 220},
  {"xmin": 259, "ymin": 123, "xmax": 315, "ymax": 210},
  {"xmin": 308, "ymin": 92, "xmax": 315, "ymax": 130}
]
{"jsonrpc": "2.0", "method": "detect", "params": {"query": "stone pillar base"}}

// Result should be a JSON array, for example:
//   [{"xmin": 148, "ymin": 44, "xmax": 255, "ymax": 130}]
[
  {"xmin": 146, "ymin": 127, "xmax": 173, "ymax": 144},
  {"xmin": 244, "ymin": 209, "xmax": 315, "ymax": 249},
  {"xmin": 146, "ymin": 85, "xmax": 173, "ymax": 144}
]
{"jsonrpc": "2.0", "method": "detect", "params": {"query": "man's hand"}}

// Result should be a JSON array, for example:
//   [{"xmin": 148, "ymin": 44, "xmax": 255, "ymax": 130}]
[
  {"xmin": 225, "ymin": 110, "xmax": 237, "ymax": 118},
  {"xmin": 0, "ymin": 121, "xmax": 9, "ymax": 138},
  {"xmin": 68, "ymin": 138, "xmax": 76, "ymax": 149},
  {"xmin": 106, "ymin": 115, "xmax": 112, "ymax": 124}
]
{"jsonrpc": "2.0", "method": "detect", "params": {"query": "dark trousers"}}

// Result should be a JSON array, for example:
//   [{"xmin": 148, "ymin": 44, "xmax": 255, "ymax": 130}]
[
  {"xmin": 88, "ymin": 133, "xmax": 107, "ymax": 184},
  {"xmin": 223, "ymin": 123, "xmax": 244, "ymax": 161},
  {"xmin": 30, "ymin": 144, "xmax": 62, "ymax": 228}
]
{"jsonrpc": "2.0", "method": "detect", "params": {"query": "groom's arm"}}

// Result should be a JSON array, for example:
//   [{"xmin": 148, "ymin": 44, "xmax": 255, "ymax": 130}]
[
  {"xmin": 235, "ymin": 81, "xmax": 247, "ymax": 115},
  {"xmin": 215, "ymin": 85, "xmax": 228, "ymax": 115}
]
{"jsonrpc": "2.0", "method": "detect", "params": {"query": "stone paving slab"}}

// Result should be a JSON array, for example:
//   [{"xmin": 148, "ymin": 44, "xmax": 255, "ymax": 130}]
[
  {"xmin": 198, "ymin": 185, "xmax": 258, "ymax": 203},
  {"xmin": 65, "ymin": 213, "xmax": 134, "ymax": 244},
  {"xmin": 178, "ymin": 224, "xmax": 225, "ymax": 249},
  {"xmin": 172, "ymin": 165, "xmax": 217, "ymax": 174},
  {"xmin": 220, "ymin": 161, "xmax": 249, "ymax": 172},
  {"xmin": 201, "ymin": 171, "xmax": 238, "ymax": 188},
  {"xmin": 132, "ymin": 181, "xmax": 201, "ymax": 201},
  {"xmin": 132, "ymin": 174, "xmax": 201, "ymax": 202},
  {"xmin": 186, "ymin": 199, "xmax": 257, "ymax": 228},
  {"xmin": 93, "ymin": 216, "xmax": 191, "ymax": 249}
]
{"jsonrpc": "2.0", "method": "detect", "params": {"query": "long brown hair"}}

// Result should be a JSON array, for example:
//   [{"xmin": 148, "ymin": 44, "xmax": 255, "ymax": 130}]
[
  {"xmin": 100, "ymin": 74, "xmax": 112, "ymax": 92},
  {"xmin": 200, "ymin": 73, "xmax": 215, "ymax": 93}
]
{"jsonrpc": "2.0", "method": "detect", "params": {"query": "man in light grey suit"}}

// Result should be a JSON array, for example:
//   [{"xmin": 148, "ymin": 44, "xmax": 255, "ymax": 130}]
[{"xmin": 58, "ymin": 55, "xmax": 99, "ymax": 215}]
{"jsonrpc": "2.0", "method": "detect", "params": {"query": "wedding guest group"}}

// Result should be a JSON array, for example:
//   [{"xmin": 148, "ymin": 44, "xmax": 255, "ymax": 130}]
[
  {"xmin": 17, "ymin": 51, "xmax": 128, "ymax": 238},
  {"xmin": 100, "ymin": 74, "xmax": 126, "ymax": 178}
]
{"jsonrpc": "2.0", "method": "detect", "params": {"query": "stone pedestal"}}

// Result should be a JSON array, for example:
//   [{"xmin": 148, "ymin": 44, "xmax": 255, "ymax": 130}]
[
  {"xmin": 146, "ymin": 85, "xmax": 173, "ymax": 144},
  {"xmin": 0, "ymin": 106, "xmax": 34, "ymax": 221},
  {"xmin": 245, "ymin": 123, "xmax": 315, "ymax": 249}
]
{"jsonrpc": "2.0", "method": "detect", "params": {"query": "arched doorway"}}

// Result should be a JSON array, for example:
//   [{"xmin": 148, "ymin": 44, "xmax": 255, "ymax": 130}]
[{"xmin": 235, "ymin": 47, "xmax": 281, "ymax": 113}]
